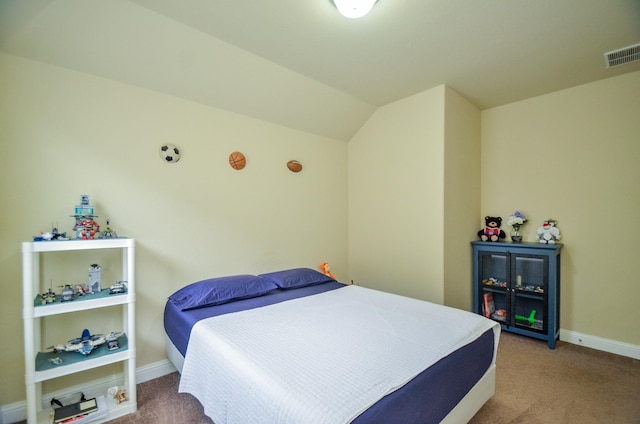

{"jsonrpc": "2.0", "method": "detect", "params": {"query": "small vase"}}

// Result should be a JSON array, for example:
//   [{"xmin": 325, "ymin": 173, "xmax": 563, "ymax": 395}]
[{"xmin": 511, "ymin": 228, "xmax": 523, "ymax": 243}]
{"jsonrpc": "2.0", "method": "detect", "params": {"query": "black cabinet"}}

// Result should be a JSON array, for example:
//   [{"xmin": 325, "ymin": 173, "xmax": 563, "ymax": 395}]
[{"xmin": 472, "ymin": 241, "xmax": 562, "ymax": 349}]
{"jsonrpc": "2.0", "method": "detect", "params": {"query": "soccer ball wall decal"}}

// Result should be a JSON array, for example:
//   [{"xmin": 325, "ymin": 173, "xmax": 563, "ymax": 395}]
[{"xmin": 159, "ymin": 144, "xmax": 181, "ymax": 163}]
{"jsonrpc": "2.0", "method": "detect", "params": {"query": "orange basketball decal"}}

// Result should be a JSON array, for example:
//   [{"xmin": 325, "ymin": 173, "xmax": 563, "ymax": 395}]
[
  {"xmin": 229, "ymin": 151, "xmax": 246, "ymax": 170},
  {"xmin": 287, "ymin": 160, "xmax": 303, "ymax": 173}
]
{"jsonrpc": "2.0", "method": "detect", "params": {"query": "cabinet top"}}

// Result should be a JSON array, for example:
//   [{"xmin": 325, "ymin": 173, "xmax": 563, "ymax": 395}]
[
  {"xmin": 22, "ymin": 238, "xmax": 135, "ymax": 253},
  {"xmin": 471, "ymin": 240, "xmax": 562, "ymax": 250}
]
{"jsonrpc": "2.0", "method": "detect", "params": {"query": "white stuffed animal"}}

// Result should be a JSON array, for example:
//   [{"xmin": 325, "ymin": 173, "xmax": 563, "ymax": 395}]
[{"xmin": 536, "ymin": 220, "xmax": 561, "ymax": 244}]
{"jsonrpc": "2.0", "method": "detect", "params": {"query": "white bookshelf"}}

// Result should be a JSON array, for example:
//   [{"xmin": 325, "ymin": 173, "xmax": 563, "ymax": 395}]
[{"xmin": 22, "ymin": 238, "xmax": 137, "ymax": 424}]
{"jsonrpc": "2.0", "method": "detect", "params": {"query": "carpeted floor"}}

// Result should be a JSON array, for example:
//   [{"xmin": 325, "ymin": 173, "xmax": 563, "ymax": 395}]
[
  {"xmin": 105, "ymin": 371, "xmax": 212, "ymax": 424},
  {"xmin": 469, "ymin": 333, "xmax": 640, "ymax": 424},
  {"xmin": 21, "ymin": 332, "xmax": 640, "ymax": 423}
]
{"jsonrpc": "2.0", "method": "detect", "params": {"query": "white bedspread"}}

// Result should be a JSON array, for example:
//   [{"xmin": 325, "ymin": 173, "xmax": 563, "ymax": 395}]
[{"xmin": 179, "ymin": 285, "xmax": 499, "ymax": 424}]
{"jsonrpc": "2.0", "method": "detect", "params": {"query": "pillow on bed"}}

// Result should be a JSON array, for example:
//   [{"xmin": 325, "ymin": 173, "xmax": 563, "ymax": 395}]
[
  {"xmin": 259, "ymin": 267, "xmax": 335, "ymax": 289},
  {"xmin": 168, "ymin": 275, "xmax": 278, "ymax": 311}
]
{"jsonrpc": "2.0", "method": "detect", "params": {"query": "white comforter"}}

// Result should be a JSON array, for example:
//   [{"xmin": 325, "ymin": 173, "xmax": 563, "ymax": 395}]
[{"xmin": 179, "ymin": 285, "xmax": 499, "ymax": 424}]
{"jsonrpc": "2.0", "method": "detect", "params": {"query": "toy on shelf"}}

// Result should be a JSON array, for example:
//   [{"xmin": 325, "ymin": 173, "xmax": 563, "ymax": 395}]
[
  {"xmin": 107, "ymin": 332, "xmax": 121, "ymax": 350},
  {"xmin": 33, "ymin": 226, "xmax": 68, "ymax": 242},
  {"xmin": 482, "ymin": 277, "xmax": 508, "ymax": 288},
  {"xmin": 50, "ymin": 226, "xmax": 68, "ymax": 240},
  {"xmin": 515, "ymin": 284, "xmax": 544, "ymax": 294},
  {"xmin": 536, "ymin": 219, "xmax": 561, "ymax": 244},
  {"xmin": 40, "ymin": 288, "xmax": 56, "ymax": 305},
  {"xmin": 71, "ymin": 195, "xmax": 100, "ymax": 240},
  {"xmin": 507, "ymin": 210, "xmax": 527, "ymax": 242},
  {"xmin": 60, "ymin": 284, "xmax": 74, "ymax": 302},
  {"xmin": 48, "ymin": 357, "xmax": 63, "ymax": 366},
  {"xmin": 491, "ymin": 309, "xmax": 507, "ymax": 322},
  {"xmin": 44, "ymin": 329, "xmax": 123, "ymax": 356},
  {"xmin": 99, "ymin": 219, "xmax": 118, "ymax": 238},
  {"xmin": 109, "ymin": 281, "xmax": 127, "ymax": 295},
  {"xmin": 74, "ymin": 284, "xmax": 88, "ymax": 296},
  {"xmin": 478, "ymin": 216, "xmax": 506, "ymax": 242},
  {"xmin": 515, "ymin": 310, "xmax": 537, "ymax": 325},
  {"xmin": 114, "ymin": 389, "xmax": 128, "ymax": 404},
  {"xmin": 33, "ymin": 232, "xmax": 53, "ymax": 242},
  {"xmin": 87, "ymin": 263, "xmax": 102, "ymax": 293}
]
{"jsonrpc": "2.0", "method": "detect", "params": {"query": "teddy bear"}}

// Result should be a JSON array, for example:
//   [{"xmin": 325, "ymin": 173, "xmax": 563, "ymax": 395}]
[
  {"xmin": 536, "ymin": 220, "xmax": 561, "ymax": 244},
  {"xmin": 478, "ymin": 216, "xmax": 506, "ymax": 242}
]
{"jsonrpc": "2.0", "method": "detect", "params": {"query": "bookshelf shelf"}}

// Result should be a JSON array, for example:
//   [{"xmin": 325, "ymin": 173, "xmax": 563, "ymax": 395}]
[{"xmin": 22, "ymin": 238, "xmax": 137, "ymax": 423}]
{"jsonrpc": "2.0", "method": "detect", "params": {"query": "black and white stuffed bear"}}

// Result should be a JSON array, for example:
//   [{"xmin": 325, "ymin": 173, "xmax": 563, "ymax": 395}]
[{"xmin": 478, "ymin": 216, "xmax": 506, "ymax": 242}]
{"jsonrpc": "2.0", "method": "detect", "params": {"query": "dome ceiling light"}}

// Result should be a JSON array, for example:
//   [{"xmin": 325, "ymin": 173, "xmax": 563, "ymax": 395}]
[{"xmin": 333, "ymin": 0, "xmax": 378, "ymax": 19}]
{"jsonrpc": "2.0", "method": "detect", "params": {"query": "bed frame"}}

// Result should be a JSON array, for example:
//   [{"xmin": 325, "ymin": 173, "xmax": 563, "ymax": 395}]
[{"xmin": 165, "ymin": 334, "xmax": 494, "ymax": 423}]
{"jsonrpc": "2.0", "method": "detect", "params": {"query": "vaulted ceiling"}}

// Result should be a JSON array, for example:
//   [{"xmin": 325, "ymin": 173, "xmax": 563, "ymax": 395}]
[{"xmin": 1, "ymin": 0, "xmax": 639, "ymax": 140}]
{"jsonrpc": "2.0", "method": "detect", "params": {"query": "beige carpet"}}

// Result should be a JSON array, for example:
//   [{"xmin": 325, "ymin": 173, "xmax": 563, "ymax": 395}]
[
  {"xmin": 21, "ymin": 332, "xmax": 640, "ymax": 423},
  {"xmin": 105, "ymin": 371, "xmax": 212, "ymax": 424},
  {"xmin": 469, "ymin": 332, "xmax": 640, "ymax": 424}
]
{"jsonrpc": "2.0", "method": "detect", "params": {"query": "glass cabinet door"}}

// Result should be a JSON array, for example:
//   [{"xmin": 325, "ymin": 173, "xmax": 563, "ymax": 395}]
[
  {"xmin": 511, "ymin": 254, "xmax": 548, "ymax": 333},
  {"xmin": 478, "ymin": 252, "xmax": 509, "ymax": 324}
]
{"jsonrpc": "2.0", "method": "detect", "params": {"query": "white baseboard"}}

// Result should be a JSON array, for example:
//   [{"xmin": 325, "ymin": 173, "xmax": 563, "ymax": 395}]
[
  {"xmin": 0, "ymin": 402, "xmax": 22, "ymax": 424},
  {"xmin": 560, "ymin": 329, "xmax": 640, "ymax": 360},
  {"xmin": 0, "ymin": 360, "xmax": 177, "ymax": 424},
  {"xmin": 136, "ymin": 358, "xmax": 177, "ymax": 384}
]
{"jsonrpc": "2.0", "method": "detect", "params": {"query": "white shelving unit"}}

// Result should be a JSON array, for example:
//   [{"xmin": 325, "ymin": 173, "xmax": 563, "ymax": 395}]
[{"xmin": 22, "ymin": 238, "xmax": 137, "ymax": 424}]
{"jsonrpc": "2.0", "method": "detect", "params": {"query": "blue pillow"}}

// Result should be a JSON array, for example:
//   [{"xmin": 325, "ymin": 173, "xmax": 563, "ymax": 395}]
[
  {"xmin": 168, "ymin": 275, "xmax": 278, "ymax": 311},
  {"xmin": 259, "ymin": 267, "xmax": 335, "ymax": 289}
]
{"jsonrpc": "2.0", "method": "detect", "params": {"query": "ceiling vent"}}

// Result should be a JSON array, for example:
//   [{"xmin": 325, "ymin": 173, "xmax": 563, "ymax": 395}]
[{"xmin": 604, "ymin": 43, "xmax": 640, "ymax": 68}]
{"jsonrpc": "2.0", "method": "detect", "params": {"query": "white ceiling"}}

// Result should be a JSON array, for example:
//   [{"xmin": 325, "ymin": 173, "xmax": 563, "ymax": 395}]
[{"xmin": 1, "ymin": 0, "xmax": 639, "ymax": 140}]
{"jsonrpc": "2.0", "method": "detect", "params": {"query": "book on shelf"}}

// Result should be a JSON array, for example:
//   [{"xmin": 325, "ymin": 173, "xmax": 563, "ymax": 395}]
[
  {"xmin": 54, "ymin": 396, "xmax": 108, "ymax": 424},
  {"xmin": 483, "ymin": 293, "xmax": 495, "ymax": 318},
  {"xmin": 58, "ymin": 416, "xmax": 87, "ymax": 424},
  {"xmin": 53, "ymin": 398, "xmax": 97, "ymax": 423}
]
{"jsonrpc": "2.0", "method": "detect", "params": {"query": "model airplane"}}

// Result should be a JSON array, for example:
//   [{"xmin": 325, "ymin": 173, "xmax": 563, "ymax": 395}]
[{"xmin": 45, "ymin": 329, "xmax": 122, "ymax": 356}]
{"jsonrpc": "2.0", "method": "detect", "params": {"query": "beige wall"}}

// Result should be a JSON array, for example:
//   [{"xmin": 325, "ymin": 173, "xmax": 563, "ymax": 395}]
[
  {"xmin": 348, "ymin": 86, "xmax": 481, "ymax": 310},
  {"xmin": 481, "ymin": 71, "xmax": 640, "ymax": 345},
  {"xmin": 348, "ymin": 71, "xmax": 640, "ymax": 349},
  {"xmin": 0, "ymin": 53, "xmax": 348, "ymax": 404},
  {"xmin": 443, "ymin": 87, "xmax": 481, "ymax": 310},
  {"xmin": 348, "ymin": 86, "xmax": 446, "ymax": 303}
]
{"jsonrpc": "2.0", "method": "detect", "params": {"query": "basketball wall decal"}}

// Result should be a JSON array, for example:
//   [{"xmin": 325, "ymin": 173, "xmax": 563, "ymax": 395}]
[
  {"xmin": 229, "ymin": 151, "xmax": 246, "ymax": 170},
  {"xmin": 287, "ymin": 160, "xmax": 303, "ymax": 173}
]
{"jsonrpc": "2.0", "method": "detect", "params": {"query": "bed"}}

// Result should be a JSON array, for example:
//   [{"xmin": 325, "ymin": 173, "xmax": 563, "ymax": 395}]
[{"xmin": 164, "ymin": 268, "xmax": 500, "ymax": 424}]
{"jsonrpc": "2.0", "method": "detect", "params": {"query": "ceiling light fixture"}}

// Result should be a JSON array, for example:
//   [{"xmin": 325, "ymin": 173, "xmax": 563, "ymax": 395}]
[{"xmin": 333, "ymin": 0, "xmax": 377, "ymax": 19}]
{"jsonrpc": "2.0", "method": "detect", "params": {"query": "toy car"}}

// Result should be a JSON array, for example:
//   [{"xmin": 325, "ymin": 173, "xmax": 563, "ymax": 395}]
[
  {"xmin": 106, "ymin": 332, "xmax": 120, "ymax": 350},
  {"xmin": 109, "ymin": 281, "xmax": 127, "ymax": 295}
]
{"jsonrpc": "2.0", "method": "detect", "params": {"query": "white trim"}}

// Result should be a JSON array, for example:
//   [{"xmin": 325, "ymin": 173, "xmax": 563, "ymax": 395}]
[
  {"xmin": 560, "ymin": 329, "xmax": 640, "ymax": 360},
  {"xmin": 0, "ymin": 360, "xmax": 177, "ymax": 424},
  {"xmin": 0, "ymin": 401, "xmax": 23, "ymax": 424},
  {"xmin": 137, "ymin": 358, "xmax": 177, "ymax": 384}
]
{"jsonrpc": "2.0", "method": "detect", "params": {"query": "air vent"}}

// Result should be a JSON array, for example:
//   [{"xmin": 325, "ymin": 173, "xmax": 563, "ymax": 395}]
[{"xmin": 604, "ymin": 43, "xmax": 640, "ymax": 68}]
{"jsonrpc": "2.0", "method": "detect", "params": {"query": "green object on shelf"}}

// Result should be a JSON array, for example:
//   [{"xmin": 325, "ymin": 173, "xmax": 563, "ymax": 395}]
[{"xmin": 515, "ymin": 310, "xmax": 536, "ymax": 325}]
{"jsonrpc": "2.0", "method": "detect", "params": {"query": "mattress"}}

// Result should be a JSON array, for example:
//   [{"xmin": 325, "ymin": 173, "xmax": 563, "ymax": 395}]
[{"xmin": 165, "ymin": 282, "xmax": 497, "ymax": 423}]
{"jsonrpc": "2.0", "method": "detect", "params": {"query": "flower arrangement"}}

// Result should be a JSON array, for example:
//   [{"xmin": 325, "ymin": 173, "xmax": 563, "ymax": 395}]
[{"xmin": 507, "ymin": 211, "xmax": 527, "ymax": 241}]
